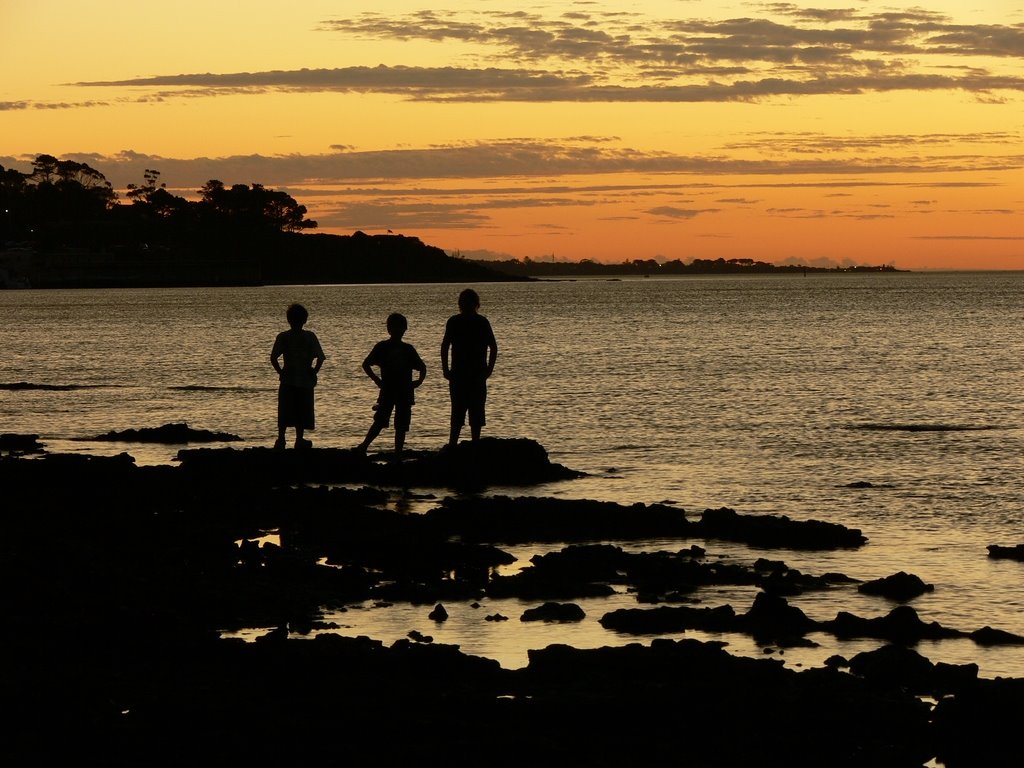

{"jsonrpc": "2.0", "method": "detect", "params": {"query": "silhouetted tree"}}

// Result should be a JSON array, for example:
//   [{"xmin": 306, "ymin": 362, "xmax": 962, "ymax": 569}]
[
  {"xmin": 0, "ymin": 165, "xmax": 28, "ymax": 242},
  {"xmin": 199, "ymin": 180, "xmax": 316, "ymax": 232},
  {"xmin": 125, "ymin": 168, "xmax": 164, "ymax": 204},
  {"xmin": 13, "ymin": 155, "xmax": 117, "ymax": 244},
  {"xmin": 125, "ymin": 169, "xmax": 191, "ymax": 222}
]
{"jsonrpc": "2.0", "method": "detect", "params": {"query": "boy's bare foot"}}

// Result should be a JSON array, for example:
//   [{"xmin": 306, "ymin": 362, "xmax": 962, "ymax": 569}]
[
  {"xmin": 273, "ymin": 438, "xmax": 286, "ymax": 450},
  {"xmin": 294, "ymin": 438, "xmax": 312, "ymax": 449}
]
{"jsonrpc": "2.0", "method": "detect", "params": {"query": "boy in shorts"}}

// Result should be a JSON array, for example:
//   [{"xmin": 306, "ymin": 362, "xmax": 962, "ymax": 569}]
[
  {"xmin": 270, "ymin": 303, "xmax": 326, "ymax": 449},
  {"xmin": 441, "ymin": 288, "xmax": 497, "ymax": 446},
  {"xmin": 356, "ymin": 313, "xmax": 426, "ymax": 459}
]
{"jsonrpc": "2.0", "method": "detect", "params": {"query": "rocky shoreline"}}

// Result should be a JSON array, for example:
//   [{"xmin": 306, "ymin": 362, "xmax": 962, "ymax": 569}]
[{"xmin": 3, "ymin": 435, "xmax": 1022, "ymax": 766}]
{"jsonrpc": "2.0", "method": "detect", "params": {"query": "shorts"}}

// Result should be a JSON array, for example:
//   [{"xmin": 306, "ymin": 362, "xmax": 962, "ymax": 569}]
[
  {"xmin": 449, "ymin": 377, "xmax": 486, "ymax": 428},
  {"xmin": 374, "ymin": 391, "xmax": 413, "ymax": 432},
  {"xmin": 278, "ymin": 383, "xmax": 315, "ymax": 430}
]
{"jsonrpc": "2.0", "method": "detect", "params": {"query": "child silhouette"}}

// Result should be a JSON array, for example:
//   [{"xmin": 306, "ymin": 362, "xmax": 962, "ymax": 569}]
[
  {"xmin": 270, "ymin": 303, "xmax": 325, "ymax": 449},
  {"xmin": 356, "ymin": 313, "xmax": 426, "ymax": 459}
]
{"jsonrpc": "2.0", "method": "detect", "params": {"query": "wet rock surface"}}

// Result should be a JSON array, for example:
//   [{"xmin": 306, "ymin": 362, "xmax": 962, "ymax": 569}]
[
  {"xmin": 177, "ymin": 436, "xmax": 582, "ymax": 488},
  {"xmin": 0, "ymin": 432, "xmax": 44, "ymax": 454},
  {"xmin": 2, "ymin": 446, "xmax": 1020, "ymax": 766},
  {"xmin": 84, "ymin": 421, "xmax": 243, "ymax": 443}
]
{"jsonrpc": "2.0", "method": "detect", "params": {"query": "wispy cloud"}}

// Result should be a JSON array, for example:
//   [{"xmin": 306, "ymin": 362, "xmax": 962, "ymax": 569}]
[
  {"xmin": 1, "ymin": 100, "xmax": 110, "ymax": 110},
  {"xmin": 645, "ymin": 206, "xmax": 720, "ymax": 219},
  {"xmin": 63, "ymin": 7, "xmax": 1024, "ymax": 104},
  {"xmin": 8, "ymin": 138, "xmax": 1014, "ymax": 190},
  {"xmin": 912, "ymin": 234, "xmax": 1024, "ymax": 240}
]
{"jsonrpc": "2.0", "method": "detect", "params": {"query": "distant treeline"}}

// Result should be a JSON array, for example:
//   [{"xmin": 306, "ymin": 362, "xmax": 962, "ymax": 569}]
[
  {"xmin": 1, "ymin": 154, "xmax": 899, "ymax": 288},
  {"xmin": 470, "ymin": 257, "xmax": 903, "ymax": 277},
  {"xmin": 0, "ymin": 155, "xmax": 517, "ymax": 288}
]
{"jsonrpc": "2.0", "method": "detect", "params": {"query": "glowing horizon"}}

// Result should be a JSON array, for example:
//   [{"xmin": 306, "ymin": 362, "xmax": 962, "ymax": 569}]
[{"xmin": 2, "ymin": 0, "xmax": 1022, "ymax": 269}]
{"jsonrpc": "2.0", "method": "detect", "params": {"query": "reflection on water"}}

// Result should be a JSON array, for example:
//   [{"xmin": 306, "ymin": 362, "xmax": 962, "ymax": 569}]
[{"xmin": 5, "ymin": 273, "xmax": 1024, "ymax": 676}]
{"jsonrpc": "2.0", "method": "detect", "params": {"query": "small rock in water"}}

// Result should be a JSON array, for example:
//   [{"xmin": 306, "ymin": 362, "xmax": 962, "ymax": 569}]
[
  {"xmin": 987, "ymin": 544, "xmax": 1024, "ymax": 561},
  {"xmin": 858, "ymin": 571, "xmax": 934, "ymax": 602},
  {"xmin": 520, "ymin": 602, "xmax": 586, "ymax": 623},
  {"xmin": 428, "ymin": 604, "xmax": 449, "ymax": 622}
]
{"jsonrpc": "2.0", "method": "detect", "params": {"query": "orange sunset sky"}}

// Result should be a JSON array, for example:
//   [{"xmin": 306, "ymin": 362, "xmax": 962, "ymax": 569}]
[{"xmin": 2, "ymin": 0, "xmax": 1022, "ymax": 269}]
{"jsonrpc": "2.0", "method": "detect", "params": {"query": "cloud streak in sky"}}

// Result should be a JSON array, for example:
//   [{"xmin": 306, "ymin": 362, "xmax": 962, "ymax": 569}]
[
  {"xmin": 66, "ymin": 7, "xmax": 1024, "ymax": 104},
  {"xmin": 6, "ymin": 138, "xmax": 1018, "ymax": 190}
]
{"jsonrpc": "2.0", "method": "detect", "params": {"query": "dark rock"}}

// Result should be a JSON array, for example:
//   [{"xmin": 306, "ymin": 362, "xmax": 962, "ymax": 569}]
[
  {"xmin": 0, "ymin": 433, "xmax": 45, "ymax": 454},
  {"xmin": 177, "ymin": 437, "xmax": 581, "ymax": 490},
  {"xmin": 695, "ymin": 507, "xmax": 866, "ymax": 549},
  {"xmin": 519, "ymin": 640, "xmax": 931, "ymax": 767},
  {"xmin": 759, "ymin": 567, "xmax": 853, "ymax": 597},
  {"xmin": 255, "ymin": 626, "xmax": 289, "ymax": 645},
  {"xmin": 824, "ymin": 605, "xmax": 964, "ymax": 644},
  {"xmin": 970, "ymin": 625, "xmax": 1024, "ymax": 646},
  {"xmin": 933, "ymin": 677, "xmax": 1024, "ymax": 767},
  {"xmin": 858, "ymin": 571, "xmax": 934, "ymax": 601},
  {"xmin": 987, "ymin": 544, "xmax": 1024, "ymax": 561},
  {"xmin": 87, "ymin": 422, "xmax": 242, "ymax": 443},
  {"xmin": 933, "ymin": 662, "xmax": 979, "ymax": 695},
  {"xmin": 737, "ymin": 592, "xmax": 817, "ymax": 642},
  {"xmin": 485, "ymin": 613, "xmax": 508, "ymax": 622},
  {"xmin": 600, "ymin": 604, "xmax": 736, "ymax": 634},
  {"xmin": 824, "ymin": 655, "xmax": 849, "ymax": 668},
  {"xmin": 428, "ymin": 604, "xmax": 449, "ymax": 622},
  {"xmin": 520, "ymin": 602, "xmax": 586, "ymax": 623},
  {"xmin": 407, "ymin": 630, "xmax": 433, "ymax": 643},
  {"xmin": 848, "ymin": 644, "xmax": 936, "ymax": 694},
  {"xmin": 430, "ymin": 495, "xmax": 692, "ymax": 544}
]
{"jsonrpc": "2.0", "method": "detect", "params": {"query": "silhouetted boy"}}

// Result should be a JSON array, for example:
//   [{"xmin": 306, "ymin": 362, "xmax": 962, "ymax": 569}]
[
  {"xmin": 357, "ymin": 313, "xmax": 426, "ymax": 458},
  {"xmin": 270, "ymin": 303, "xmax": 325, "ymax": 449},
  {"xmin": 441, "ymin": 288, "xmax": 497, "ymax": 446}
]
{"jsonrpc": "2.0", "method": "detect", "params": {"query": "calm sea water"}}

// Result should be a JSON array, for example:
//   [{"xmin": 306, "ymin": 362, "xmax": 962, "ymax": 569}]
[{"xmin": 3, "ymin": 273, "xmax": 1023, "ymax": 675}]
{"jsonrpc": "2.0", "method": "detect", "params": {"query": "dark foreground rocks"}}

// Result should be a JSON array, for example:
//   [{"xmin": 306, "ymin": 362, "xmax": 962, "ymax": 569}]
[
  {"xmin": 2, "ymin": 448, "xmax": 1021, "ymax": 766},
  {"xmin": 84, "ymin": 421, "xmax": 243, "ymax": 443},
  {"xmin": 0, "ymin": 432, "xmax": 44, "ymax": 454},
  {"xmin": 177, "ymin": 436, "xmax": 583, "ymax": 488}
]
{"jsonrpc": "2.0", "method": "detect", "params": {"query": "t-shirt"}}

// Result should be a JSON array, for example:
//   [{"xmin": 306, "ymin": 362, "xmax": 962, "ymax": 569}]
[
  {"xmin": 272, "ymin": 329, "xmax": 325, "ymax": 388},
  {"xmin": 365, "ymin": 338, "xmax": 425, "ymax": 401},
  {"xmin": 443, "ymin": 313, "xmax": 496, "ymax": 378}
]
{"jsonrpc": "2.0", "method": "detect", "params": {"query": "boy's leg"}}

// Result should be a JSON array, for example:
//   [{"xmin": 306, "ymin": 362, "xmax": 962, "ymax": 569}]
[
  {"xmin": 296, "ymin": 389, "xmax": 314, "ymax": 448},
  {"xmin": 448, "ymin": 380, "xmax": 465, "ymax": 446},
  {"xmin": 359, "ymin": 397, "xmax": 393, "ymax": 451},
  {"xmin": 358, "ymin": 421, "xmax": 384, "ymax": 451},
  {"xmin": 468, "ymin": 381, "xmax": 487, "ymax": 441},
  {"xmin": 394, "ymin": 403, "xmax": 411, "ymax": 457},
  {"xmin": 275, "ymin": 385, "xmax": 287, "ymax": 448}
]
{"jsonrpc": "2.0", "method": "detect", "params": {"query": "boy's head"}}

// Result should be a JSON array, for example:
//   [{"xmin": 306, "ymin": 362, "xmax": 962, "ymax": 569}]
[
  {"xmin": 458, "ymin": 288, "xmax": 480, "ymax": 313},
  {"xmin": 386, "ymin": 312, "xmax": 408, "ymax": 337},
  {"xmin": 286, "ymin": 303, "xmax": 308, "ymax": 328}
]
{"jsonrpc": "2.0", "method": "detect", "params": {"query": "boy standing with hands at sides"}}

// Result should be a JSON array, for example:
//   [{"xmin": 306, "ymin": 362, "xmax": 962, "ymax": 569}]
[
  {"xmin": 271, "ymin": 303, "xmax": 326, "ymax": 450},
  {"xmin": 441, "ymin": 288, "xmax": 498, "ymax": 447},
  {"xmin": 356, "ymin": 313, "xmax": 426, "ymax": 459}
]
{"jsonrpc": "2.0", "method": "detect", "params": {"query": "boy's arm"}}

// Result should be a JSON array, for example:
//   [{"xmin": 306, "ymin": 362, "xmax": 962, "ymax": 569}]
[
  {"xmin": 362, "ymin": 355, "xmax": 382, "ymax": 387},
  {"xmin": 440, "ymin": 323, "xmax": 452, "ymax": 379},
  {"xmin": 485, "ymin": 325, "xmax": 498, "ymax": 378},
  {"xmin": 413, "ymin": 353, "xmax": 427, "ymax": 387},
  {"xmin": 270, "ymin": 337, "xmax": 283, "ymax": 374},
  {"xmin": 312, "ymin": 333, "xmax": 326, "ymax": 374}
]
